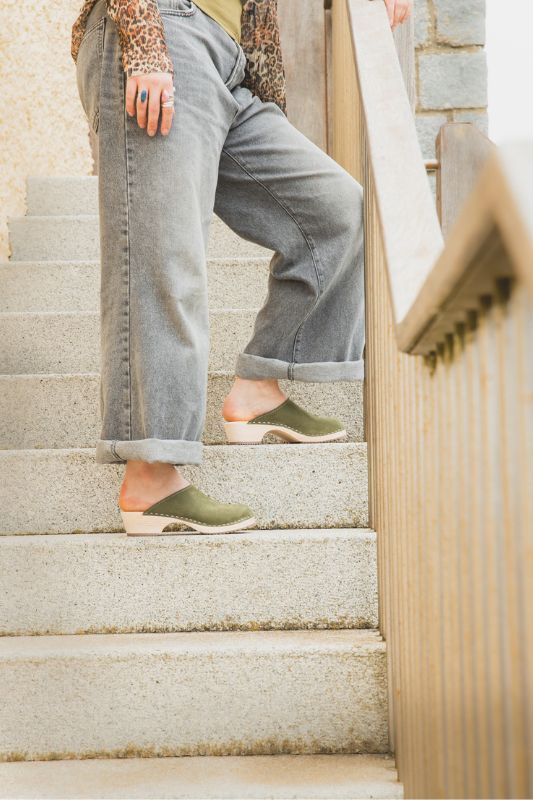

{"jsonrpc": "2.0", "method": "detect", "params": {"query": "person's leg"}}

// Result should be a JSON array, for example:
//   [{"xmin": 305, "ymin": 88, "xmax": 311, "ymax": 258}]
[
  {"xmin": 82, "ymin": 0, "xmax": 254, "ymax": 528},
  {"xmin": 214, "ymin": 86, "xmax": 365, "ymax": 424},
  {"xmin": 96, "ymin": 0, "xmax": 235, "ymax": 466},
  {"xmin": 214, "ymin": 84, "xmax": 365, "ymax": 424}
]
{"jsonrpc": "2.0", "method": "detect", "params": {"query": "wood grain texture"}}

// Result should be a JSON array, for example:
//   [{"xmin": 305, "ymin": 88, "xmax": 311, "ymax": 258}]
[
  {"xmin": 393, "ymin": 12, "xmax": 415, "ymax": 110},
  {"xmin": 329, "ymin": 2, "xmax": 533, "ymax": 797},
  {"xmin": 278, "ymin": 0, "xmax": 327, "ymax": 150},
  {"xmin": 329, "ymin": 0, "xmax": 364, "ymax": 182},
  {"xmin": 346, "ymin": 0, "xmax": 444, "ymax": 325},
  {"xmin": 437, "ymin": 122, "xmax": 494, "ymax": 239},
  {"xmin": 325, "ymin": 6, "xmax": 334, "ymax": 155},
  {"xmin": 400, "ymin": 142, "xmax": 533, "ymax": 354}
]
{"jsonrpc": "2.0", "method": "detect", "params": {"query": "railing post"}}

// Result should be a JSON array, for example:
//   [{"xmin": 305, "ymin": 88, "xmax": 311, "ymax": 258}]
[
  {"xmin": 325, "ymin": 0, "xmax": 365, "ymax": 182},
  {"xmin": 436, "ymin": 122, "xmax": 494, "ymax": 239},
  {"xmin": 278, "ymin": 0, "xmax": 328, "ymax": 149}
]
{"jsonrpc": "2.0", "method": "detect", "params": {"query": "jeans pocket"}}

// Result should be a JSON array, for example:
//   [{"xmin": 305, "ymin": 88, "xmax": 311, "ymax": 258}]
[
  {"xmin": 224, "ymin": 46, "xmax": 246, "ymax": 91},
  {"xmin": 76, "ymin": 16, "xmax": 106, "ymax": 135},
  {"xmin": 158, "ymin": 0, "xmax": 197, "ymax": 16}
]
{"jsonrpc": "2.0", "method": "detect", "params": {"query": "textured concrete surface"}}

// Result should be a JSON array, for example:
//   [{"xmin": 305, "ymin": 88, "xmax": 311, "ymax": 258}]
[
  {"xmin": 418, "ymin": 51, "xmax": 488, "ymax": 111},
  {"xmin": 0, "ymin": 311, "xmax": 101, "ymax": 374},
  {"xmin": 0, "ymin": 529, "xmax": 377, "ymax": 635},
  {"xmin": 7, "ymin": 214, "xmax": 271, "ymax": 262},
  {"xmin": 26, "ymin": 176, "xmax": 98, "ymax": 217},
  {"xmin": 0, "ymin": 262, "xmax": 99, "ymax": 314},
  {"xmin": 0, "ymin": 373, "xmax": 363, "ymax": 449},
  {"xmin": 0, "ymin": 374, "xmax": 100, "ymax": 450},
  {"xmin": 0, "ymin": 754, "xmax": 403, "ymax": 799},
  {"xmin": 0, "ymin": 309, "xmax": 258, "ymax": 374},
  {"xmin": 0, "ymin": 258, "xmax": 271, "ymax": 313},
  {"xmin": 0, "ymin": 5, "xmax": 92, "ymax": 262},
  {"xmin": 0, "ymin": 630, "xmax": 389, "ymax": 760},
  {"xmin": 0, "ymin": 444, "xmax": 369, "ymax": 534}
]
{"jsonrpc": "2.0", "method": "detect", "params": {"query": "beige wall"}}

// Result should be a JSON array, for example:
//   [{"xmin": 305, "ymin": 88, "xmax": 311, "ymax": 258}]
[{"xmin": 0, "ymin": 1, "xmax": 93, "ymax": 260}]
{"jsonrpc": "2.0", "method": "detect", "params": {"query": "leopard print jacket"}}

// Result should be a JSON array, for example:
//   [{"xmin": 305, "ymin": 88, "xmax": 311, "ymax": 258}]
[{"xmin": 71, "ymin": 0, "xmax": 287, "ymax": 113}]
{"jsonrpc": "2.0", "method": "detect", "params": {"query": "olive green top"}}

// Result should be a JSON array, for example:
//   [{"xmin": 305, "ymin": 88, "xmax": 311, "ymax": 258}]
[{"xmin": 194, "ymin": 0, "xmax": 243, "ymax": 44}]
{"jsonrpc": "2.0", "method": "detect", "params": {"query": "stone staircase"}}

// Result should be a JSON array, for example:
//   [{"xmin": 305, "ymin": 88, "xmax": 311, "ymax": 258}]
[{"xmin": 0, "ymin": 176, "xmax": 402, "ymax": 799}]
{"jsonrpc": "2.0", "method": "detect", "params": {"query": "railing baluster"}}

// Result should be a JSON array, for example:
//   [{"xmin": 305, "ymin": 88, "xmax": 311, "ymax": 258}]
[{"xmin": 325, "ymin": 2, "xmax": 533, "ymax": 796}]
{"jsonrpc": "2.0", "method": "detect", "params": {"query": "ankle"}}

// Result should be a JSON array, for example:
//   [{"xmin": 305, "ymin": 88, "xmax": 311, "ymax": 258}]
[
  {"xmin": 222, "ymin": 377, "xmax": 286, "ymax": 421},
  {"xmin": 119, "ymin": 461, "xmax": 189, "ymax": 512}
]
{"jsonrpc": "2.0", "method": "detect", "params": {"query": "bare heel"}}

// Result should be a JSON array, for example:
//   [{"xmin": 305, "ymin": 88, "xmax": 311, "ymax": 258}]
[
  {"xmin": 223, "ymin": 421, "xmax": 271, "ymax": 444},
  {"xmin": 120, "ymin": 510, "xmax": 171, "ymax": 536}
]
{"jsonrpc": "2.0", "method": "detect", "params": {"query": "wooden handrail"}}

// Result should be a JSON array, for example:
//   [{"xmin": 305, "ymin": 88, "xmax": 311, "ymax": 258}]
[
  {"xmin": 346, "ymin": 0, "xmax": 533, "ymax": 355},
  {"xmin": 328, "ymin": 3, "xmax": 533, "ymax": 797},
  {"xmin": 403, "ymin": 140, "xmax": 533, "ymax": 353},
  {"xmin": 346, "ymin": 0, "xmax": 444, "ymax": 328}
]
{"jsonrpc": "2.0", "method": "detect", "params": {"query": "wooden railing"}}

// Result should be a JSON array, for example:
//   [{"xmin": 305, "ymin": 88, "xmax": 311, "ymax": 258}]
[{"xmin": 325, "ymin": 1, "xmax": 533, "ymax": 797}]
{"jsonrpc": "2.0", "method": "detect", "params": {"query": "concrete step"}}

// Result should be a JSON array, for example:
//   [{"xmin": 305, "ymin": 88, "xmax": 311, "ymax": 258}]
[
  {"xmin": 0, "ymin": 754, "xmax": 403, "ymax": 799},
  {"xmin": 7, "ymin": 214, "xmax": 271, "ymax": 261},
  {"xmin": 26, "ymin": 175, "xmax": 99, "ymax": 217},
  {"xmin": 0, "ymin": 309, "xmax": 256, "ymax": 373},
  {"xmin": 0, "ymin": 629, "xmax": 389, "ymax": 760},
  {"xmin": 0, "ymin": 373, "xmax": 363, "ymax": 449},
  {"xmin": 0, "ymin": 258, "xmax": 270, "ymax": 313},
  {"xmin": 0, "ymin": 443, "xmax": 368, "ymax": 534},
  {"xmin": 0, "ymin": 529, "xmax": 377, "ymax": 635}
]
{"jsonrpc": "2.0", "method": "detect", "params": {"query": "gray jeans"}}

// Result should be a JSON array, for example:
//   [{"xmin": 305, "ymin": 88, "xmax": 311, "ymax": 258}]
[{"xmin": 75, "ymin": 0, "xmax": 365, "ymax": 467}]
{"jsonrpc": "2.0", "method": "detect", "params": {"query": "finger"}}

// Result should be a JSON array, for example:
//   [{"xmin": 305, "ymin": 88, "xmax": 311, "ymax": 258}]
[
  {"xmin": 125, "ymin": 77, "xmax": 138, "ymax": 117},
  {"xmin": 136, "ymin": 83, "xmax": 149, "ymax": 128},
  {"xmin": 397, "ymin": 2, "xmax": 409, "ymax": 24},
  {"xmin": 147, "ymin": 83, "xmax": 162, "ymax": 136},
  {"xmin": 388, "ymin": 0, "xmax": 397, "ymax": 27},
  {"xmin": 399, "ymin": 1, "xmax": 411, "ymax": 23},
  {"xmin": 160, "ymin": 89, "xmax": 175, "ymax": 136}
]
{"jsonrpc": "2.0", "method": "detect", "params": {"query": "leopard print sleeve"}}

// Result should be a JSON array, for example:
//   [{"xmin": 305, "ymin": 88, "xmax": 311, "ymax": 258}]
[
  {"xmin": 106, "ymin": 0, "xmax": 174, "ymax": 76},
  {"xmin": 240, "ymin": 0, "xmax": 286, "ymax": 115}
]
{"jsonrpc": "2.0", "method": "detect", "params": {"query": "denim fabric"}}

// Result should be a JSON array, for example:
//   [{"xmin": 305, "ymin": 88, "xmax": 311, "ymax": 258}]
[{"xmin": 75, "ymin": 0, "xmax": 365, "ymax": 466}]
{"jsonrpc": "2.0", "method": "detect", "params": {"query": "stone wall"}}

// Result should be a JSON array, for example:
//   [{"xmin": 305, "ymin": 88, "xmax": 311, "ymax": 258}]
[{"xmin": 414, "ymin": 0, "xmax": 488, "ymax": 160}]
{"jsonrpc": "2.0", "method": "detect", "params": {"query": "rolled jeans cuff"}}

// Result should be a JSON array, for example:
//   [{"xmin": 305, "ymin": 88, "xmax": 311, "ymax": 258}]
[
  {"xmin": 235, "ymin": 352, "xmax": 365, "ymax": 382},
  {"xmin": 95, "ymin": 438, "xmax": 203, "ymax": 465}
]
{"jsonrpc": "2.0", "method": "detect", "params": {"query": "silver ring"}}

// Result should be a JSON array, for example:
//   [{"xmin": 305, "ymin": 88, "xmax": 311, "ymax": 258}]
[{"xmin": 161, "ymin": 99, "xmax": 175, "ymax": 108}]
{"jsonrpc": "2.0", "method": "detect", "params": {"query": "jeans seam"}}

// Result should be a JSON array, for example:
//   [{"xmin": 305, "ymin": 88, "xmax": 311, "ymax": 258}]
[
  {"xmin": 224, "ymin": 46, "xmax": 245, "ymax": 89},
  {"xmin": 159, "ymin": 1, "xmax": 197, "ymax": 16},
  {"xmin": 97, "ymin": 19, "xmax": 104, "ymax": 58},
  {"xmin": 123, "ymin": 76, "xmax": 133, "ymax": 439},
  {"xmin": 160, "ymin": 10, "xmax": 196, "ymax": 16},
  {"xmin": 78, "ymin": 15, "xmax": 105, "ymax": 53},
  {"xmin": 220, "ymin": 146, "xmax": 325, "ymax": 374}
]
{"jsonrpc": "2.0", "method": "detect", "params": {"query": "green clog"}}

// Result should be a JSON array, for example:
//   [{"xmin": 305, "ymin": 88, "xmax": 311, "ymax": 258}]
[
  {"xmin": 120, "ymin": 483, "xmax": 256, "ymax": 535},
  {"xmin": 223, "ymin": 397, "xmax": 347, "ymax": 444}
]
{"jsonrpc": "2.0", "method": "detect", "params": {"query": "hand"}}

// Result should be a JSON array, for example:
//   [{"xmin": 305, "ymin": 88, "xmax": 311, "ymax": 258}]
[
  {"xmin": 383, "ymin": 0, "xmax": 413, "ymax": 29},
  {"xmin": 125, "ymin": 72, "xmax": 175, "ymax": 137}
]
